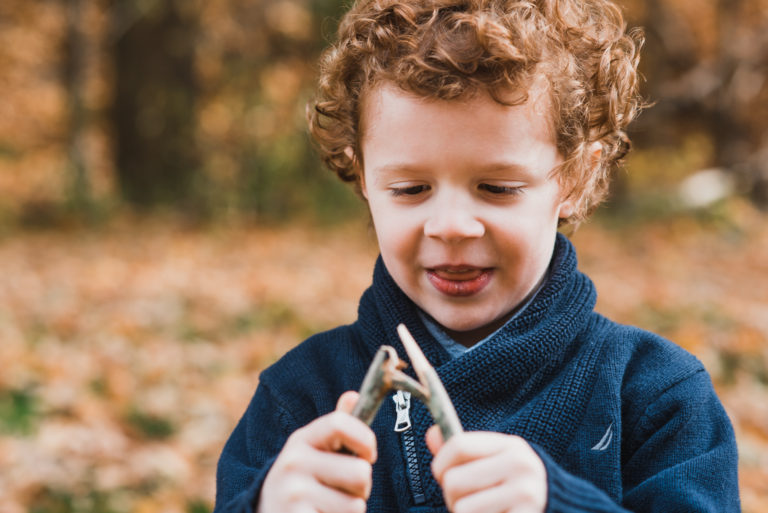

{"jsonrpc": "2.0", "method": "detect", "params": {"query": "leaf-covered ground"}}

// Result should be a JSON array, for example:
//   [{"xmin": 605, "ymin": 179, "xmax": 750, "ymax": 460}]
[{"xmin": 1, "ymin": 202, "xmax": 766, "ymax": 513}]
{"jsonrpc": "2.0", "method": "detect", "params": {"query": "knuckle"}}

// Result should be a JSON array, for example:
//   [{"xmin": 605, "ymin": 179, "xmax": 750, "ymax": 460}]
[
  {"xmin": 344, "ymin": 463, "xmax": 373, "ymax": 497},
  {"xmin": 281, "ymin": 477, "xmax": 306, "ymax": 503},
  {"xmin": 500, "ymin": 478, "xmax": 545, "ymax": 510},
  {"xmin": 449, "ymin": 443, "xmax": 472, "ymax": 462},
  {"xmin": 517, "ymin": 486, "xmax": 545, "ymax": 509},
  {"xmin": 508, "ymin": 434, "xmax": 529, "ymax": 450},
  {"xmin": 329, "ymin": 412, "xmax": 350, "ymax": 436},
  {"xmin": 347, "ymin": 497, "xmax": 367, "ymax": 513},
  {"xmin": 452, "ymin": 496, "xmax": 472, "ymax": 513},
  {"xmin": 284, "ymin": 430, "xmax": 301, "ymax": 446},
  {"xmin": 353, "ymin": 458, "xmax": 373, "ymax": 477},
  {"xmin": 442, "ymin": 467, "xmax": 460, "ymax": 493},
  {"xmin": 443, "ymin": 491, "xmax": 459, "ymax": 511},
  {"xmin": 364, "ymin": 430, "xmax": 377, "ymax": 452},
  {"xmin": 278, "ymin": 449, "xmax": 304, "ymax": 473},
  {"xmin": 285, "ymin": 428, "xmax": 308, "ymax": 447},
  {"xmin": 431, "ymin": 459, "xmax": 444, "ymax": 483}
]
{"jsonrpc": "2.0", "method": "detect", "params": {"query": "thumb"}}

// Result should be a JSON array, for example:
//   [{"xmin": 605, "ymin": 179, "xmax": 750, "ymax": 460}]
[
  {"xmin": 336, "ymin": 390, "xmax": 360, "ymax": 414},
  {"xmin": 426, "ymin": 424, "xmax": 444, "ymax": 455}
]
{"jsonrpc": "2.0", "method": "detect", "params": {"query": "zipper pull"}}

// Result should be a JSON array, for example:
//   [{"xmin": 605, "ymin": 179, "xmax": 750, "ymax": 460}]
[{"xmin": 392, "ymin": 390, "xmax": 412, "ymax": 432}]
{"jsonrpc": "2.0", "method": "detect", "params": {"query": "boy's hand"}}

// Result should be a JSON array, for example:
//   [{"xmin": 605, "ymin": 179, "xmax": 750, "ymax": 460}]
[
  {"xmin": 258, "ymin": 391, "xmax": 377, "ymax": 513},
  {"xmin": 427, "ymin": 426, "xmax": 547, "ymax": 513}
]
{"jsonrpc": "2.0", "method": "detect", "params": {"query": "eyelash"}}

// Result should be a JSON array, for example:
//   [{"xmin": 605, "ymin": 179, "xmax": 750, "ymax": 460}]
[
  {"xmin": 389, "ymin": 184, "xmax": 524, "ymax": 197},
  {"xmin": 390, "ymin": 185, "xmax": 430, "ymax": 197},
  {"xmin": 478, "ymin": 184, "xmax": 524, "ymax": 196}
]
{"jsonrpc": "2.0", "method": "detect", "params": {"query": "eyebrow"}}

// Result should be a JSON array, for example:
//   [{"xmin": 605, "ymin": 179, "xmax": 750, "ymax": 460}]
[
  {"xmin": 371, "ymin": 161, "xmax": 536, "ymax": 180},
  {"xmin": 474, "ymin": 162, "xmax": 535, "ymax": 177}
]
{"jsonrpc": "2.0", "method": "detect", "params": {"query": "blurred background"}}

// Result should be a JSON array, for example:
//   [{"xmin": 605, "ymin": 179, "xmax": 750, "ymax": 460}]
[{"xmin": 0, "ymin": 0, "xmax": 766, "ymax": 512}]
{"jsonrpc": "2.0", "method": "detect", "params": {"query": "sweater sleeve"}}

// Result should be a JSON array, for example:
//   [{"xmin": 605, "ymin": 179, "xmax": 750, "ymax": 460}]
[
  {"xmin": 213, "ymin": 382, "xmax": 300, "ymax": 513},
  {"xmin": 536, "ymin": 369, "xmax": 740, "ymax": 513}
]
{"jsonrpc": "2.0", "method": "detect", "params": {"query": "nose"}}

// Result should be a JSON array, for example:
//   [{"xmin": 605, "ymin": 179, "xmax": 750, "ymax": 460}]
[{"xmin": 423, "ymin": 195, "xmax": 485, "ymax": 242}]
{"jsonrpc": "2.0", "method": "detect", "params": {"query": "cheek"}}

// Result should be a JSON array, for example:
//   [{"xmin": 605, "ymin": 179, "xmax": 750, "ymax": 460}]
[
  {"xmin": 369, "ymin": 204, "xmax": 413, "ymax": 253},
  {"xmin": 377, "ymin": 223, "xmax": 418, "ymax": 260},
  {"xmin": 492, "ymin": 218, "xmax": 557, "ymax": 264}
]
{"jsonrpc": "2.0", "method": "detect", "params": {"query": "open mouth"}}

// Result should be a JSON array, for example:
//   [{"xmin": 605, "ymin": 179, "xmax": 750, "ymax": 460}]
[{"xmin": 426, "ymin": 267, "xmax": 493, "ymax": 297}]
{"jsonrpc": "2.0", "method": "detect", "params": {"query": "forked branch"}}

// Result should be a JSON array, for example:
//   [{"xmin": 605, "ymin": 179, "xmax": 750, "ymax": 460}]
[{"xmin": 351, "ymin": 324, "xmax": 463, "ymax": 441}]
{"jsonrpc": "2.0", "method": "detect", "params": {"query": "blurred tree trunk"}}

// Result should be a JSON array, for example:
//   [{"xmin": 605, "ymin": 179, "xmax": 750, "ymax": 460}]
[
  {"xmin": 712, "ymin": 0, "xmax": 747, "ymax": 169},
  {"xmin": 110, "ymin": 0, "xmax": 200, "ymax": 209},
  {"xmin": 63, "ymin": 0, "xmax": 90, "ymax": 210},
  {"xmin": 712, "ymin": 0, "xmax": 768, "ymax": 207}
]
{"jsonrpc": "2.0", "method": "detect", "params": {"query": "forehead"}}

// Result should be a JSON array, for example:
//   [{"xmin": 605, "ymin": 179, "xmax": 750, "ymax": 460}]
[
  {"xmin": 358, "ymin": 77, "xmax": 557, "ymax": 147},
  {"xmin": 359, "ymin": 81, "xmax": 563, "ymax": 179}
]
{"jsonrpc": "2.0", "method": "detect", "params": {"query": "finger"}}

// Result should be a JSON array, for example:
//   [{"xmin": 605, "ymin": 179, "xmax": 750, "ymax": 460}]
[
  {"xmin": 288, "ymin": 476, "xmax": 368, "ymax": 513},
  {"xmin": 312, "ymin": 482, "xmax": 367, "ymax": 513},
  {"xmin": 441, "ymin": 452, "xmax": 510, "ymax": 507},
  {"xmin": 426, "ymin": 424, "xmax": 444, "ymax": 455},
  {"xmin": 334, "ymin": 391, "xmax": 366, "ymax": 458},
  {"xmin": 294, "ymin": 411, "xmax": 377, "ymax": 463},
  {"xmin": 451, "ymin": 481, "xmax": 544, "ymax": 513},
  {"xmin": 432, "ymin": 432, "xmax": 522, "ymax": 483},
  {"xmin": 299, "ymin": 447, "xmax": 373, "ymax": 499},
  {"xmin": 335, "ymin": 390, "xmax": 377, "ymax": 461},
  {"xmin": 450, "ymin": 483, "xmax": 514, "ymax": 513},
  {"xmin": 336, "ymin": 390, "xmax": 360, "ymax": 414}
]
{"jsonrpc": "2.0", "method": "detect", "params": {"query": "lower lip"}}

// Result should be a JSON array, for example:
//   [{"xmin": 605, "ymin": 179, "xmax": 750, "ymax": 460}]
[{"xmin": 426, "ymin": 269, "xmax": 493, "ymax": 297}]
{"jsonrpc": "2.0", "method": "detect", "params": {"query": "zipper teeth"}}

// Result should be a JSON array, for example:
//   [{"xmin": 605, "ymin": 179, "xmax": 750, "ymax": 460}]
[
  {"xmin": 394, "ymin": 391, "xmax": 426, "ymax": 505},
  {"xmin": 401, "ymin": 428, "xmax": 426, "ymax": 504}
]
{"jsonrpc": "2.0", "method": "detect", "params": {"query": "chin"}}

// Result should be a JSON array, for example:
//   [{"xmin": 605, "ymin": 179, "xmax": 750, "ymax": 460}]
[{"xmin": 432, "ymin": 314, "xmax": 492, "ymax": 334}]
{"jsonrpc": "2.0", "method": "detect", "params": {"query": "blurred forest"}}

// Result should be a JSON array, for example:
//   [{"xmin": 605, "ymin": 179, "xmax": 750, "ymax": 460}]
[{"xmin": 0, "ymin": 0, "xmax": 767, "ymax": 512}]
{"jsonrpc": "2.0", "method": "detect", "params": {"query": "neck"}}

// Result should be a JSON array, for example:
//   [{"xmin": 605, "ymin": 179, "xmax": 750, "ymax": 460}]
[{"xmin": 442, "ymin": 314, "xmax": 511, "ymax": 347}]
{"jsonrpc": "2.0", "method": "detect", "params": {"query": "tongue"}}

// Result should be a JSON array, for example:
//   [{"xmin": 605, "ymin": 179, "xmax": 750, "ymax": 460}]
[{"xmin": 434, "ymin": 268, "xmax": 484, "ymax": 281}]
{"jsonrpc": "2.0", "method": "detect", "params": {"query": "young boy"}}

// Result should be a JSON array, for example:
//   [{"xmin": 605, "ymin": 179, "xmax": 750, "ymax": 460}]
[{"xmin": 215, "ymin": 0, "xmax": 740, "ymax": 511}]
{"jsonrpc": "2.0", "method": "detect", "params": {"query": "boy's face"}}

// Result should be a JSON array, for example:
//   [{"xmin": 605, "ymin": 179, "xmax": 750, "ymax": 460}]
[{"xmin": 359, "ymin": 83, "xmax": 575, "ymax": 346}]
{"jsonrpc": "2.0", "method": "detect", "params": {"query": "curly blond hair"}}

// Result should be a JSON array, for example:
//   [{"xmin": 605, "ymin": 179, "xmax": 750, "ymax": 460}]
[{"xmin": 307, "ymin": 0, "xmax": 644, "ymax": 223}]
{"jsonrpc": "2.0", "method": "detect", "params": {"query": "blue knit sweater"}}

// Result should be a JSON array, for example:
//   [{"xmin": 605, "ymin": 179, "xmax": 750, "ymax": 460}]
[{"xmin": 214, "ymin": 234, "xmax": 740, "ymax": 512}]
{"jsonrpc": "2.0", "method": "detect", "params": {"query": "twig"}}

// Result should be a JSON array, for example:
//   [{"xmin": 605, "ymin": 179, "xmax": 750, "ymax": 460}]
[{"xmin": 351, "ymin": 324, "xmax": 463, "ymax": 441}]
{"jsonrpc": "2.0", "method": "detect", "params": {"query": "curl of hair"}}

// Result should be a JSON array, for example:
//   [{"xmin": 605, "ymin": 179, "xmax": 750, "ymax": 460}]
[{"xmin": 307, "ymin": 0, "xmax": 645, "ymax": 223}]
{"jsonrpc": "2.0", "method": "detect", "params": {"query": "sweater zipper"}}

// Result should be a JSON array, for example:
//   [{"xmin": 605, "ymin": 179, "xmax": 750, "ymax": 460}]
[{"xmin": 393, "ymin": 390, "xmax": 426, "ymax": 505}]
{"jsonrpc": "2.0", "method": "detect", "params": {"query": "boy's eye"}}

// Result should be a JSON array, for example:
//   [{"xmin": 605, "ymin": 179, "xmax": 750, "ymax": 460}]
[
  {"xmin": 391, "ymin": 185, "xmax": 430, "ymax": 196},
  {"xmin": 478, "ymin": 183, "xmax": 523, "ymax": 195}
]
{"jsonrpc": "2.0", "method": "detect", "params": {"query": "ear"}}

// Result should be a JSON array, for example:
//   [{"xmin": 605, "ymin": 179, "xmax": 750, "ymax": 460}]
[
  {"xmin": 360, "ymin": 173, "xmax": 368, "ymax": 200},
  {"xmin": 345, "ymin": 146, "xmax": 368, "ymax": 199},
  {"xmin": 558, "ymin": 196, "xmax": 576, "ymax": 219},
  {"xmin": 587, "ymin": 141, "xmax": 603, "ymax": 170},
  {"xmin": 344, "ymin": 145, "xmax": 355, "ymax": 163},
  {"xmin": 557, "ymin": 200, "xmax": 572, "ymax": 218}
]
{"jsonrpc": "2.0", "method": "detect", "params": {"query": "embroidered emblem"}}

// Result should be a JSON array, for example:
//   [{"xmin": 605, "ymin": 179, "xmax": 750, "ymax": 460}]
[{"xmin": 591, "ymin": 422, "xmax": 614, "ymax": 451}]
